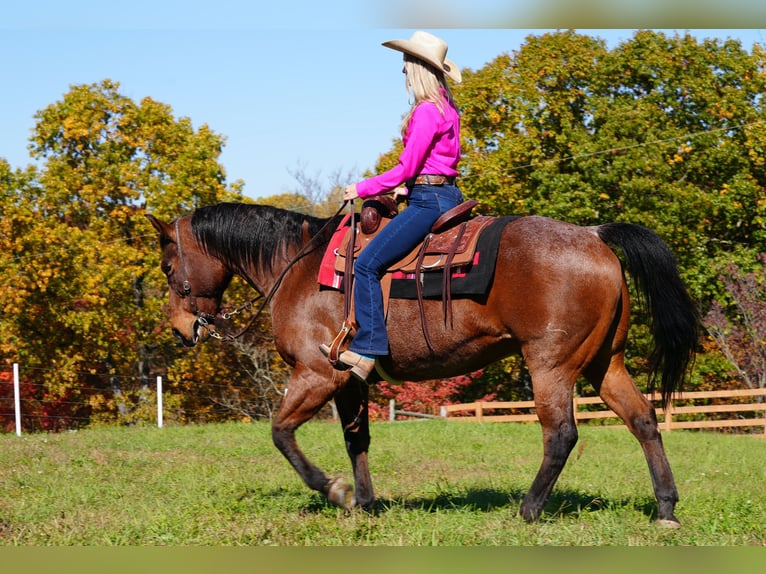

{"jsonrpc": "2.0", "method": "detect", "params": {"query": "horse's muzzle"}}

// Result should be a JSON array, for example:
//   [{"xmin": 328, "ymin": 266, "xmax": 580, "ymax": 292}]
[
  {"xmin": 172, "ymin": 326, "xmax": 196, "ymax": 347},
  {"xmin": 172, "ymin": 317, "xmax": 209, "ymax": 347}
]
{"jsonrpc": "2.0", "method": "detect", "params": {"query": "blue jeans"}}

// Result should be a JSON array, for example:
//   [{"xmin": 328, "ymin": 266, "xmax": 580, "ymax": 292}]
[{"xmin": 349, "ymin": 184, "xmax": 464, "ymax": 357}]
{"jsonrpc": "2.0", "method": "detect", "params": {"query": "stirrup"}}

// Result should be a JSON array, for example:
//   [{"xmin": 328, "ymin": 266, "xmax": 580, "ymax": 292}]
[
  {"xmin": 324, "ymin": 320, "xmax": 355, "ymax": 366},
  {"xmin": 319, "ymin": 344, "xmax": 375, "ymax": 381}
]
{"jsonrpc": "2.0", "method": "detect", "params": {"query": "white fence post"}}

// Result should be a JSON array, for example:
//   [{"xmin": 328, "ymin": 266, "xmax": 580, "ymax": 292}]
[
  {"xmin": 157, "ymin": 376, "xmax": 163, "ymax": 429},
  {"xmin": 13, "ymin": 363, "xmax": 21, "ymax": 436}
]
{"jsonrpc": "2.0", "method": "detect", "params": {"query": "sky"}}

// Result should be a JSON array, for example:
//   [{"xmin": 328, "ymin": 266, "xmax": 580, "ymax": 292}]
[{"xmin": 2, "ymin": 2, "xmax": 766, "ymax": 200}]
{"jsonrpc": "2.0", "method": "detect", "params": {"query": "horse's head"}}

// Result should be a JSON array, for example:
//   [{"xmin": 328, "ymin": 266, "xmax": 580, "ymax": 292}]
[{"xmin": 146, "ymin": 213, "xmax": 233, "ymax": 346}]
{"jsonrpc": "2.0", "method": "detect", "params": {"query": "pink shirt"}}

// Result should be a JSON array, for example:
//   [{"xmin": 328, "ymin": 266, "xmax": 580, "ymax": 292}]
[{"xmin": 356, "ymin": 92, "xmax": 460, "ymax": 199}]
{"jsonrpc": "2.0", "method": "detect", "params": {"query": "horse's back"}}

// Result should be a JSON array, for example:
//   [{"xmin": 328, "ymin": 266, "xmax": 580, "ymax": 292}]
[
  {"xmin": 383, "ymin": 215, "xmax": 626, "ymax": 380},
  {"xmin": 495, "ymin": 215, "xmax": 624, "ymax": 300}
]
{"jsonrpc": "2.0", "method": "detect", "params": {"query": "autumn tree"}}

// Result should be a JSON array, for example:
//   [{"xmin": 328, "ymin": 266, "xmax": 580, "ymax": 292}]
[{"xmin": 1, "ymin": 80, "xmax": 245, "ymax": 428}]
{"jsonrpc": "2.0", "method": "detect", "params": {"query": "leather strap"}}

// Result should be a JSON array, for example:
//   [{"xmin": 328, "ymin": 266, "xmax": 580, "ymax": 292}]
[{"xmin": 328, "ymin": 204, "xmax": 358, "ymax": 365}]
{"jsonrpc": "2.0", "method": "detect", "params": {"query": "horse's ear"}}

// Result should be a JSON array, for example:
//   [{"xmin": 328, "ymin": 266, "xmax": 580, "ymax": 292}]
[
  {"xmin": 146, "ymin": 213, "xmax": 172, "ymax": 241},
  {"xmin": 301, "ymin": 219, "xmax": 311, "ymax": 243}
]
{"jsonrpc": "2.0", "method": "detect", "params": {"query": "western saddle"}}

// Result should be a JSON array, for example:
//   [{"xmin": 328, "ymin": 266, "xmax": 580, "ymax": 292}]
[{"xmin": 326, "ymin": 196, "xmax": 493, "ymax": 361}]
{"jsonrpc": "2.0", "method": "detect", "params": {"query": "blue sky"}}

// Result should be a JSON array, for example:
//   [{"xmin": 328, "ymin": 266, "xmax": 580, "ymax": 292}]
[{"xmin": 2, "ymin": 2, "xmax": 765, "ymax": 200}]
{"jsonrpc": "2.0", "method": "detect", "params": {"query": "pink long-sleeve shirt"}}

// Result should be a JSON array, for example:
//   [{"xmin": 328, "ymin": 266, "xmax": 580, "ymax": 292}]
[{"xmin": 356, "ymin": 92, "xmax": 461, "ymax": 199}]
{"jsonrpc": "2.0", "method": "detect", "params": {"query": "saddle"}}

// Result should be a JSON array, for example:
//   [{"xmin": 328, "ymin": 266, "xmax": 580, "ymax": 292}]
[
  {"xmin": 327, "ymin": 196, "xmax": 493, "ymax": 357},
  {"xmin": 335, "ymin": 199, "xmax": 488, "ymax": 276}
]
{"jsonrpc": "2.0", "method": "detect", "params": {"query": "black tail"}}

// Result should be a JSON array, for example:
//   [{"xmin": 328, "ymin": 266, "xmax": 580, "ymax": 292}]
[{"xmin": 596, "ymin": 222, "xmax": 700, "ymax": 407}]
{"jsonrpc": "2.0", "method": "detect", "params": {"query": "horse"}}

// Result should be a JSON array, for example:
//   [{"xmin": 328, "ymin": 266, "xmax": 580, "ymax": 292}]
[{"xmin": 146, "ymin": 201, "xmax": 698, "ymax": 526}]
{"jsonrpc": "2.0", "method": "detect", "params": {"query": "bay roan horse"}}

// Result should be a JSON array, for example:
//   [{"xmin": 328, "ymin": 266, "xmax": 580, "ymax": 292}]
[{"xmin": 146, "ymin": 202, "xmax": 698, "ymax": 526}]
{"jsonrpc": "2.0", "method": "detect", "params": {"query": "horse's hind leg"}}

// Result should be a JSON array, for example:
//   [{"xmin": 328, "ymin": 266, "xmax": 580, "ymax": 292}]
[
  {"xmin": 271, "ymin": 365, "xmax": 353, "ymax": 509},
  {"xmin": 520, "ymin": 365, "xmax": 579, "ymax": 522},
  {"xmin": 333, "ymin": 379, "xmax": 375, "ymax": 510},
  {"xmin": 590, "ymin": 359, "xmax": 680, "ymax": 527}
]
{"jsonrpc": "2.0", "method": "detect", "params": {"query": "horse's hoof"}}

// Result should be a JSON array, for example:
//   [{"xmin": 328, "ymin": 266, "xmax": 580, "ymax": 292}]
[
  {"xmin": 519, "ymin": 501, "xmax": 541, "ymax": 523},
  {"xmin": 327, "ymin": 478, "xmax": 353, "ymax": 509},
  {"xmin": 656, "ymin": 518, "xmax": 682, "ymax": 529}
]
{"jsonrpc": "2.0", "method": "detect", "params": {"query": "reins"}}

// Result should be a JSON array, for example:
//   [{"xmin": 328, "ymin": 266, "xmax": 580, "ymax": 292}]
[{"xmin": 175, "ymin": 202, "xmax": 351, "ymax": 342}]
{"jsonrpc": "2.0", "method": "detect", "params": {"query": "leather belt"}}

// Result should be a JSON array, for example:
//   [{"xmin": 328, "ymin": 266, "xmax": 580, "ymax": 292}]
[{"xmin": 406, "ymin": 174, "xmax": 457, "ymax": 187}]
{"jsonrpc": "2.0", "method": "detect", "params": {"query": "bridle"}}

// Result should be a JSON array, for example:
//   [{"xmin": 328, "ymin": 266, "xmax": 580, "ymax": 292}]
[
  {"xmin": 171, "ymin": 202, "xmax": 349, "ymax": 342},
  {"xmin": 174, "ymin": 218, "xmax": 262, "ymax": 341}
]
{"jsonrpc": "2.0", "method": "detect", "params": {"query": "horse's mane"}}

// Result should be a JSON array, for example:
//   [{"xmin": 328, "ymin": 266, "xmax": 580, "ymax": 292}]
[{"xmin": 190, "ymin": 202, "xmax": 339, "ymax": 276}]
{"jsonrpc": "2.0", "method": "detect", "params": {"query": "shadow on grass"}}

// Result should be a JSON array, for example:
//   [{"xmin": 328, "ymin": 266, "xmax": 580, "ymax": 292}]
[{"xmin": 305, "ymin": 487, "xmax": 658, "ymax": 522}]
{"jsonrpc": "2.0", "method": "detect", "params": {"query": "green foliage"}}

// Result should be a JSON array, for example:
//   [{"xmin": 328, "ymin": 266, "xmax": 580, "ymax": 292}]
[{"xmin": 455, "ymin": 32, "xmax": 766, "ymax": 290}]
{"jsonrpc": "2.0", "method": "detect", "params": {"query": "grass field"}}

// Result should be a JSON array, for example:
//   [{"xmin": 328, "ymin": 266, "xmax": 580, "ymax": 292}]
[{"xmin": 0, "ymin": 420, "xmax": 764, "ymax": 546}]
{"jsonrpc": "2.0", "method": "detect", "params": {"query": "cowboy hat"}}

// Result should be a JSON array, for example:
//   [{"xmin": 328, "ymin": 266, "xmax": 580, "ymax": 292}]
[{"xmin": 383, "ymin": 30, "xmax": 462, "ymax": 83}]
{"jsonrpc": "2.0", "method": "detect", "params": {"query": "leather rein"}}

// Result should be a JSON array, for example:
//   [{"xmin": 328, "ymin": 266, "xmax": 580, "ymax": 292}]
[{"xmin": 173, "ymin": 203, "xmax": 349, "ymax": 342}]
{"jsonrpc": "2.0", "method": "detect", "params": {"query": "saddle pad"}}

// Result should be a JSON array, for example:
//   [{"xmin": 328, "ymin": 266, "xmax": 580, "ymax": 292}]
[
  {"xmin": 390, "ymin": 216, "xmax": 514, "ymax": 299},
  {"xmin": 318, "ymin": 215, "xmax": 517, "ymax": 299},
  {"xmin": 317, "ymin": 213, "xmax": 353, "ymax": 289}
]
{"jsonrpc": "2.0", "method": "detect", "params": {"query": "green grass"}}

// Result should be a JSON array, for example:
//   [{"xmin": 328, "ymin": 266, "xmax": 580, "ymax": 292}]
[{"xmin": 0, "ymin": 421, "xmax": 764, "ymax": 545}]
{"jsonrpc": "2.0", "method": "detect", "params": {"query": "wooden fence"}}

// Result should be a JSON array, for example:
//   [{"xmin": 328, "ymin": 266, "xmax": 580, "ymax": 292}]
[{"xmin": 438, "ymin": 388, "xmax": 766, "ymax": 435}]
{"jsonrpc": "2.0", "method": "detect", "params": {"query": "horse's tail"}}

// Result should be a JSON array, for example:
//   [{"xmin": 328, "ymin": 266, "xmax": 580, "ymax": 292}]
[{"xmin": 594, "ymin": 222, "xmax": 699, "ymax": 407}]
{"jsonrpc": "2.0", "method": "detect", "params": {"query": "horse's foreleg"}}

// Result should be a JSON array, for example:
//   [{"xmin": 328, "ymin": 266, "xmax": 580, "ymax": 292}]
[
  {"xmin": 333, "ymin": 379, "xmax": 375, "ymax": 510},
  {"xmin": 271, "ymin": 365, "xmax": 351, "ymax": 509},
  {"xmin": 596, "ymin": 361, "xmax": 680, "ymax": 527},
  {"xmin": 520, "ymin": 368, "xmax": 578, "ymax": 522}
]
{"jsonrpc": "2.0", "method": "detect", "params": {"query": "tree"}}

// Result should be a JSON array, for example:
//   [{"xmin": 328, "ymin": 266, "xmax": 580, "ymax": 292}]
[
  {"xmin": 590, "ymin": 32, "xmax": 766, "ymax": 300},
  {"xmin": 456, "ymin": 30, "xmax": 609, "ymax": 222},
  {"xmin": 453, "ymin": 31, "xmax": 766, "ymax": 280},
  {"xmin": 704, "ymin": 255, "xmax": 766, "ymax": 390},
  {"xmin": 1, "ymin": 80, "xmax": 245, "ymax": 428},
  {"xmin": 283, "ymin": 163, "xmax": 359, "ymax": 217}
]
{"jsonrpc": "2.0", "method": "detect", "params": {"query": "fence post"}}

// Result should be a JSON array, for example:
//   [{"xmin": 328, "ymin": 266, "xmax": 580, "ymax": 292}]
[
  {"xmin": 663, "ymin": 399, "xmax": 673, "ymax": 432},
  {"xmin": 13, "ymin": 363, "xmax": 21, "ymax": 436},
  {"xmin": 389, "ymin": 399, "xmax": 396, "ymax": 422},
  {"xmin": 573, "ymin": 395, "xmax": 580, "ymax": 425},
  {"xmin": 157, "ymin": 376, "xmax": 163, "ymax": 429}
]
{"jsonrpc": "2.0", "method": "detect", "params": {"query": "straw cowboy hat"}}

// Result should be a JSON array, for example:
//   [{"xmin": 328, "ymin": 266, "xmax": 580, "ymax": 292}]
[{"xmin": 383, "ymin": 30, "xmax": 462, "ymax": 83}]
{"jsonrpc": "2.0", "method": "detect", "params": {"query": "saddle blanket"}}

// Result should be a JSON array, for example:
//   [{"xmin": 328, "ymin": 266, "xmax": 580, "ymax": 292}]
[{"xmin": 317, "ymin": 215, "xmax": 516, "ymax": 299}]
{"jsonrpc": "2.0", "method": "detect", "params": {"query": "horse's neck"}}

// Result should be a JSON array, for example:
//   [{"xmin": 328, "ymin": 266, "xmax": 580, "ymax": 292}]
[{"xmin": 241, "ymin": 243, "xmax": 321, "ymax": 301}]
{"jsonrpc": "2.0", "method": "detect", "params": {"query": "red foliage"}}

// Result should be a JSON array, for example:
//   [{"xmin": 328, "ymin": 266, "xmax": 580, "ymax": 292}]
[
  {"xmin": 369, "ymin": 370, "xmax": 489, "ymax": 421},
  {"xmin": 0, "ymin": 368, "xmax": 93, "ymax": 433}
]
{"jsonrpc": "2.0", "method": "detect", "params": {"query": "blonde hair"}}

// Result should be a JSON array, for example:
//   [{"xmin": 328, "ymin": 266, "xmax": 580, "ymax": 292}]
[{"xmin": 400, "ymin": 54, "xmax": 455, "ymax": 137}]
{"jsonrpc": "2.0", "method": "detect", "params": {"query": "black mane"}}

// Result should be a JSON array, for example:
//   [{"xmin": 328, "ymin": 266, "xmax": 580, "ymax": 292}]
[{"xmin": 190, "ymin": 203, "xmax": 339, "ymax": 276}]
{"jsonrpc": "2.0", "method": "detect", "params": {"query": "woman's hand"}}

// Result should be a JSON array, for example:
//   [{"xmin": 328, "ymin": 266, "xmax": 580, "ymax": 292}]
[
  {"xmin": 343, "ymin": 184, "xmax": 359, "ymax": 201},
  {"xmin": 393, "ymin": 186, "xmax": 408, "ymax": 201}
]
